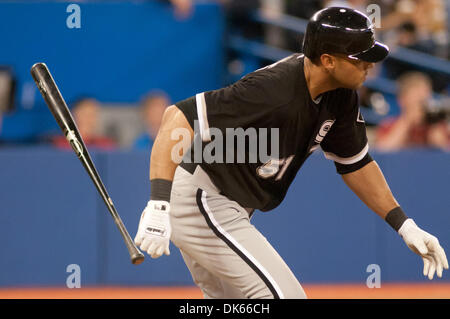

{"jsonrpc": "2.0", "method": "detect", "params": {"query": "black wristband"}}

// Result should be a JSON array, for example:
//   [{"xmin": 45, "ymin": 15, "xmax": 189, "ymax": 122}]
[
  {"xmin": 150, "ymin": 179, "xmax": 173, "ymax": 202},
  {"xmin": 385, "ymin": 206, "xmax": 408, "ymax": 232}
]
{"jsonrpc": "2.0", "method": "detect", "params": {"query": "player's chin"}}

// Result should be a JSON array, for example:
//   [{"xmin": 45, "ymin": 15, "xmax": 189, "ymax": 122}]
[
  {"xmin": 353, "ymin": 77, "xmax": 367, "ymax": 89},
  {"xmin": 355, "ymin": 81, "xmax": 365, "ymax": 89},
  {"xmin": 341, "ymin": 81, "xmax": 364, "ymax": 90},
  {"xmin": 337, "ymin": 76, "xmax": 366, "ymax": 89}
]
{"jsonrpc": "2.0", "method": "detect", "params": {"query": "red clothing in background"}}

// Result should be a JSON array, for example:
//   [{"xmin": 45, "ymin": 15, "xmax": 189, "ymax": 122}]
[
  {"xmin": 376, "ymin": 117, "xmax": 449, "ymax": 148},
  {"xmin": 52, "ymin": 135, "xmax": 117, "ymax": 151}
]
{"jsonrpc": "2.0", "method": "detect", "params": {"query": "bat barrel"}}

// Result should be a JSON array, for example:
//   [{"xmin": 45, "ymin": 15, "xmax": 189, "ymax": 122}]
[{"xmin": 31, "ymin": 63, "xmax": 78, "ymax": 141}]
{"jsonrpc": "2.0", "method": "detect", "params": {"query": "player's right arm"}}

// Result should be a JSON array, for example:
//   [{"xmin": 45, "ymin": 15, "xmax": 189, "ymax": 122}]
[
  {"xmin": 134, "ymin": 105, "xmax": 193, "ymax": 259},
  {"xmin": 150, "ymin": 104, "xmax": 194, "ymax": 181}
]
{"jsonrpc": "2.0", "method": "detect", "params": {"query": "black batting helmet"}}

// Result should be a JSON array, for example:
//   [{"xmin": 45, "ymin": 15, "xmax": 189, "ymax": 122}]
[{"xmin": 302, "ymin": 7, "xmax": 389, "ymax": 63}]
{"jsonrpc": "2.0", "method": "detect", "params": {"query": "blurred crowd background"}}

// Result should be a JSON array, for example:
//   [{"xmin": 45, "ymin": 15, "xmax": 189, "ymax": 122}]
[{"xmin": 0, "ymin": 0, "xmax": 448, "ymax": 153}]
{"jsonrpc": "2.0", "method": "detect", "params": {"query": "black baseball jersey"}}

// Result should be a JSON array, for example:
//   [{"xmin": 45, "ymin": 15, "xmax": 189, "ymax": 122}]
[{"xmin": 176, "ymin": 54, "xmax": 372, "ymax": 212}]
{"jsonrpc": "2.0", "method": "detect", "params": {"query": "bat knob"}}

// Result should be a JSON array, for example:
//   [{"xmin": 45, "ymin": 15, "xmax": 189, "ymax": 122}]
[{"xmin": 131, "ymin": 252, "xmax": 145, "ymax": 265}]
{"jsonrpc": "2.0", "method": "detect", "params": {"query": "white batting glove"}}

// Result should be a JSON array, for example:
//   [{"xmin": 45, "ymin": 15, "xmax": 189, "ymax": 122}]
[
  {"xmin": 399, "ymin": 219, "xmax": 449, "ymax": 280},
  {"xmin": 134, "ymin": 200, "xmax": 171, "ymax": 259}
]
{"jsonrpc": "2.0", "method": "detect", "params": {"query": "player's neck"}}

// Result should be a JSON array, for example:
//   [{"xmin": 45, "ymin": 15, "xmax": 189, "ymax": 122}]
[{"xmin": 304, "ymin": 57, "xmax": 340, "ymax": 100}]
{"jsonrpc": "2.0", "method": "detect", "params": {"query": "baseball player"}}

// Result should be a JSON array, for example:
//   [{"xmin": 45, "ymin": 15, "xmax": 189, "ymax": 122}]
[{"xmin": 134, "ymin": 7, "xmax": 448, "ymax": 298}]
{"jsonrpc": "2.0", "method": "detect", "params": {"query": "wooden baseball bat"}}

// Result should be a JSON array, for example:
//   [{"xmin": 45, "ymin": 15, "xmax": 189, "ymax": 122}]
[{"xmin": 30, "ymin": 62, "xmax": 144, "ymax": 265}]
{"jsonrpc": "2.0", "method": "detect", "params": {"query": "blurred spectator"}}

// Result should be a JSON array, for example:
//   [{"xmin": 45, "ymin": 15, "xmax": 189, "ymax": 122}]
[
  {"xmin": 323, "ymin": 0, "xmax": 368, "ymax": 13},
  {"xmin": 380, "ymin": 0, "xmax": 448, "ymax": 58},
  {"xmin": 375, "ymin": 72, "xmax": 449, "ymax": 152},
  {"xmin": 0, "ymin": 66, "xmax": 16, "ymax": 144},
  {"xmin": 133, "ymin": 91, "xmax": 169, "ymax": 151},
  {"xmin": 395, "ymin": 22, "xmax": 420, "ymax": 48},
  {"xmin": 52, "ymin": 98, "xmax": 117, "ymax": 150},
  {"xmin": 167, "ymin": 0, "xmax": 263, "ymax": 29},
  {"xmin": 168, "ymin": 0, "xmax": 194, "ymax": 20},
  {"xmin": 409, "ymin": 0, "xmax": 448, "ymax": 58}
]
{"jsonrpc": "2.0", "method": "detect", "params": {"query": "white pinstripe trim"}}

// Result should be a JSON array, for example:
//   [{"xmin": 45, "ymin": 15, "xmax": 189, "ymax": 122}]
[
  {"xmin": 323, "ymin": 143, "xmax": 369, "ymax": 165},
  {"xmin": 200, "ymin": 191, "xmax": 285, "ymax": 299},
  {"xmin": 196, "ymin": 92, "xmax": 211, "ymax": 142}
]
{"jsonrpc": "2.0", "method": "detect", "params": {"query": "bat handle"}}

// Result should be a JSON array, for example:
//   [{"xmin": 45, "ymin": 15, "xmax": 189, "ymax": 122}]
[{"xmin": 111, "ymin": 212, "xmax": 145, "ymax": 265}]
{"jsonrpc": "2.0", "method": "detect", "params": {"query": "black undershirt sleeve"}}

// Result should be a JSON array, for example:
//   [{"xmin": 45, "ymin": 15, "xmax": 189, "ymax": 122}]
[
  {"xmin": 335, "ymin": 152, "xmax": 373, "ymax": 174},
  {"xmin": 321, "ymin": 90, "xmax": 371, "ymax": 175},
  {"xmin": 175, "ymin": 96, "xmax": 197, "ymax": 130}
]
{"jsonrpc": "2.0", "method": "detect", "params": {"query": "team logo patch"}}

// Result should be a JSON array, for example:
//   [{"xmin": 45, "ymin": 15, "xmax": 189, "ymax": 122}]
[{"xmin": 314, "ymin": 119, "xmax": 335, "ymax": 143}]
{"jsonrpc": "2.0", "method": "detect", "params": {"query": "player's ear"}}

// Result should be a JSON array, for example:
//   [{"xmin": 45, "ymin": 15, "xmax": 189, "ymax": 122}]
[{"xmin": 320, "ymin": 54, "xmax": 336, "ymax": 70}]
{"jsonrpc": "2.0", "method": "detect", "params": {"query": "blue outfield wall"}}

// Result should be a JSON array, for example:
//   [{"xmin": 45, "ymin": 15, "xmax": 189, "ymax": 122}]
[{"xmin": 0, "ymin": 147, "xmax": 449, "ymax": 287}]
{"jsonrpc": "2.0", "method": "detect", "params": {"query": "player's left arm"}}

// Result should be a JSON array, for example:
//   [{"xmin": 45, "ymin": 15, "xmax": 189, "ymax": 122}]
[
  {"xmin": 322, "ymin": 90, "xmax": 448, "ymax": 280},
  {"xmin": 342, "ymin": 158, "xmax": 449, "ymax": 280},
  {"xmin": 341, "ymin": 160, "xmax": 397, "ymax": 219}
]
